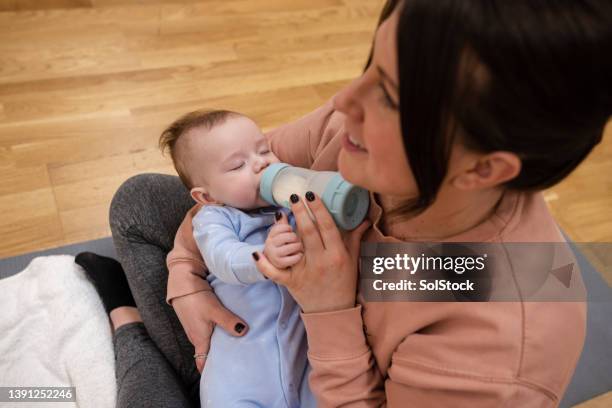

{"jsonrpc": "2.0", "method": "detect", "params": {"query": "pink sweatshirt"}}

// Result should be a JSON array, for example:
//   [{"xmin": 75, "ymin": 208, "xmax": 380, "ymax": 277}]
[{"xmin": 166, "ymin": 97, "xmax": 586, "ymax": 407}]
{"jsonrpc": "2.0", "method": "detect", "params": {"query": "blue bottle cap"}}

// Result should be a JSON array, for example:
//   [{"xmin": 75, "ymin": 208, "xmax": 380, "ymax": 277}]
[
  {"xmin": 259, "ymin": 163, "xmax": 291, "ymax": 206},
  {"xmin": 321, "ymin": 173, "xmax": 370, "ymax": 230}
]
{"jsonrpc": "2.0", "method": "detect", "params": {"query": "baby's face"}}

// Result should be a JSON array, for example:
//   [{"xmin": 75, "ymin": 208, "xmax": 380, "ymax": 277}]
[{"xmin": 187, "ymin": 116, "xmax": 280, "ymax": 210}]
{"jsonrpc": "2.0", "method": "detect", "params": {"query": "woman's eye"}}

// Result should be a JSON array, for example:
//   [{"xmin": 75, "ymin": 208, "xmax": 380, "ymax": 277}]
[{"xmin": 378, "ymin": 82, "xmax": 398, "ymax": 110}]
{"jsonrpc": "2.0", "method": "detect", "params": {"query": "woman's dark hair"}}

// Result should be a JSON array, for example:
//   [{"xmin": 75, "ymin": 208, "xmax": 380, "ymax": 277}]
[
  {"xmin": 371, "ymin": 0, "xmax": 612, "ymax": 221},
  {"xmin": 364, "ymin": 0, "xmax": 400, "ymax": 71}
]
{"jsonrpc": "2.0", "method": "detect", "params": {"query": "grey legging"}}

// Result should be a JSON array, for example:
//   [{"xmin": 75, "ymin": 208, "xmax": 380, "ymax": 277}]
[{"xmin": 109, "ymin": 173, "xmax": 201, "ymax": 407}]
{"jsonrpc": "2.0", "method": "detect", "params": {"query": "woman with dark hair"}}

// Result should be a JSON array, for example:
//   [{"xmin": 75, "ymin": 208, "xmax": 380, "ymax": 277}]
[{"xmin": 81, "ymin": 0, "xmax": 611, "ymax": 406}]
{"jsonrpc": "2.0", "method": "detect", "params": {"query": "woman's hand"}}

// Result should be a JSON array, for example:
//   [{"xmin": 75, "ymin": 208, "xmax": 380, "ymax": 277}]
[
  {"xmin": 171, "ymin": 290, "xmax": 248, "ymax": 373},
  {"xmin": 253, "ymin": 191, "xmax": 371, "ymax": 314}
]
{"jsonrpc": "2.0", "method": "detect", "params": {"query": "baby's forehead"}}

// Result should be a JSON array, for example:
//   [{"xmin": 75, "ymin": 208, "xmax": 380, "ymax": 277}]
[
  {"xmin": 183, "ymin": 116, "xmax": 265, "ymax": 158},
  {"xmin": 201, "ymin": 116, "xmax": 263, "ymax": 144}
]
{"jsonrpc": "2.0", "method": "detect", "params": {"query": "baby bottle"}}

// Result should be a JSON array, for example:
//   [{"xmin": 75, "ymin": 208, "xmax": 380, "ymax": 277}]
[{"xmin": 259, "ymin": 163, "xmax": 370, "ymax": 230}]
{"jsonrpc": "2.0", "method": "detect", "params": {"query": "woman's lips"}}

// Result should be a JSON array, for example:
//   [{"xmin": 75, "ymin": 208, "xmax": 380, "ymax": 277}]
[{"xmin": 341, "ymin": 132, "xmax": 368, "ymax": 153}]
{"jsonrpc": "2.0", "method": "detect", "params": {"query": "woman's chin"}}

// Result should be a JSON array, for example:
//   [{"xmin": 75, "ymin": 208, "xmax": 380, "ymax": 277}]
[{"xmin": 338, "ymin": 151, "xmax": 368, "ymax": 189}]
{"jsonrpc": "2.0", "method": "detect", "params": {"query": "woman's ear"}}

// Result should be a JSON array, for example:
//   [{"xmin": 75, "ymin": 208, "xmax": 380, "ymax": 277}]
[
  {"xmin": 190, "ymin": 187, "xmax": 218, "ymax": 205},
  {"xmin": 452, "ymin": 151, "xmax": 521, "ymax": 190}
]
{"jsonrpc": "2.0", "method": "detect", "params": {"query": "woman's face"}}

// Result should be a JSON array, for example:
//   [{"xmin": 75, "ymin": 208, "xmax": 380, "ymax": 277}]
[{"xmin": 334, "ymin": 7, "xmax": 416, "ymax": 199}]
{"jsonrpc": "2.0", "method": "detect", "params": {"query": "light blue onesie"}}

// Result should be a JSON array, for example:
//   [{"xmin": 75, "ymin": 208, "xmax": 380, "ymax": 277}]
[{"xmin": 193, "ymin": 204, "xmax": 316, "ymax": 408}]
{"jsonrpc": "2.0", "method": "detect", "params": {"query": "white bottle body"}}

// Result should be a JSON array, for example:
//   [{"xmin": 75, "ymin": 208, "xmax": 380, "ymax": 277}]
[{"xmin": 271, "ymin": 167, "xmax": 336, "ymax": 207}]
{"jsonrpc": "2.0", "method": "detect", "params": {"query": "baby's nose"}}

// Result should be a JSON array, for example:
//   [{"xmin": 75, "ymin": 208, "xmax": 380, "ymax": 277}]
[{"xmin": 255, "ymin": 159, "xmax": 269, "ymax": 172}]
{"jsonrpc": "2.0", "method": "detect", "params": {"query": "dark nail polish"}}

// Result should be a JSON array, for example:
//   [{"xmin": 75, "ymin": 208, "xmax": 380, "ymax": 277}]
[
  {"xmin": 252, "ymin": 252, "xmax": 260, "ymax": 261},
  {"xmin": 305, "ymin": 191, "xmax": 315, "ymax": 202},
  {"xmin": 235, "ymin": 323, "xmax": 245, "ymax": 333},
  {"xmin": 275, "ymin": 211, "xmax": 282, "ymax": 221},
  {"xmin": 290, "ymin": 194, "xmax": 299, "ymax": 204}
]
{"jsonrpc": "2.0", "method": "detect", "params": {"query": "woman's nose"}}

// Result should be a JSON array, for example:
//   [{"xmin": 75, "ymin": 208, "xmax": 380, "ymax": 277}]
[{"xmin": 333, "ymin": 79, "xmax": 364, "ymax": 122}]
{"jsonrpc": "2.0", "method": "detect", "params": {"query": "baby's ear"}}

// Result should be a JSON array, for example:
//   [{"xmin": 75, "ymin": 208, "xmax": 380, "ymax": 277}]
[{"xmin": 190, "ymin": 187, "xmax": 215, "ymax": 205}]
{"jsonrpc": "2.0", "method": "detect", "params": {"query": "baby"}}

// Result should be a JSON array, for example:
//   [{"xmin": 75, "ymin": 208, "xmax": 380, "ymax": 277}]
[{"xmin": 159, "ymin": 110, "xmax": 315, "ymax": 408}]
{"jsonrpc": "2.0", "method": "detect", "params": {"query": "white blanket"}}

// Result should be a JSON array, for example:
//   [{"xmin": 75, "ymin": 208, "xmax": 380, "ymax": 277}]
[{"xmin": 0, "ymin": 255, "xmax": 116, "ymax": 407}]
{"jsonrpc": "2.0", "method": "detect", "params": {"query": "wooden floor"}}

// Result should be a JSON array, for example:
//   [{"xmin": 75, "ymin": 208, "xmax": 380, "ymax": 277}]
[
  {"xmin": 0, "ymin": 2, "xmax": 610, "ymax": 405},
  {"xmin": 0, "ymin": 0, "xmax": 610, "ymax": 284},
  {"xmin": 0, "ymin": 0, "xmax": 385, "ymax": 256}
]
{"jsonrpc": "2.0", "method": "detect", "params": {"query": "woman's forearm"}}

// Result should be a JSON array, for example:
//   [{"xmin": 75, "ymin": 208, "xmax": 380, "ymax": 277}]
[
  {"xmin": 166, "ymin": 203, "xmax": 209, "ymax": 304},
  {"xmin": 301, "ymin": 305, "xmax": 386, "ymax": 407},
  {"xmin": 166, "ymin": 260, "xmax": 211, "ymax": 305}
]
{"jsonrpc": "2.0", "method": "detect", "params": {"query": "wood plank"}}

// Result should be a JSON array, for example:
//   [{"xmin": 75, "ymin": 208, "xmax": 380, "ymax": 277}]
[
  {"xmin": 575, "ymin": 391, "xmax": 612, "ymax": 408},
  {"xmin": 0, "ymin": 187, "xmax": 64, "ymax": 257},
  {"xmin": 129, "ymin": 84, "xmax": 326, "ymax": 131},
  {"xmin": 0, "ymin": 0, "xmax": 92, "ymax": 12},
  {"xmin": 0, "ymin": 164, "xmax": 50, "ymax": 196}
]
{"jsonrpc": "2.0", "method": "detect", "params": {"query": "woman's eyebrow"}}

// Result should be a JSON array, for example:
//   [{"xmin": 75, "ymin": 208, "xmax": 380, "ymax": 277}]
[{"xmin": 377, "ymin": 65, "xmax": 398, "ymax": 90}]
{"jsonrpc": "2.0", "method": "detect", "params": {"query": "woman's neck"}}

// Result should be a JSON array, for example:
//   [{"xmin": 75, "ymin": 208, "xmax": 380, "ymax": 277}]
[{"xmin": 376, "ymin": 187, "xmax": 505, "ymax": 241}]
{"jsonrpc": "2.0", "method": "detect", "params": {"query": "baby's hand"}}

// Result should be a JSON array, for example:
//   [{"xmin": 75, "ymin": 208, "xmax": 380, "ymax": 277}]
[{"xmin": 263, "ymin": 213, "xmax": 303, "ymax": 269}]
